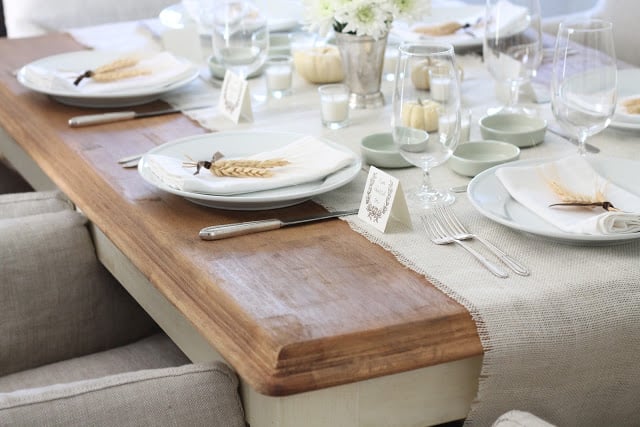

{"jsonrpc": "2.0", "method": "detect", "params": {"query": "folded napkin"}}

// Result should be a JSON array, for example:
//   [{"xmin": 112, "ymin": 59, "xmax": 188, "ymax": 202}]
[
  {"xmin": 23, "ymin": 51, "xmax": 194, "ymax": 94},
  {"xmin": 146, "ymin": 136, "xmax": 357, "ymax": 196},
  {"xmin": 495, "ymin": 156, "xmax": 640, "ymax": 235}
]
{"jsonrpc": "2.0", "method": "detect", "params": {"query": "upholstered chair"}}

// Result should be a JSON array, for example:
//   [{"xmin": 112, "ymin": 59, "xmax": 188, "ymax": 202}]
[{"xmin": 0, "ymin": 191, "xmax": 246, "ymax": 426}]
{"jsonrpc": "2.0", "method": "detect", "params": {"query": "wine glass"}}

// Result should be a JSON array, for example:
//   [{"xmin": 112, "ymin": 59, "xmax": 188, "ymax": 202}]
[
  {"xmin": 391, "ymin": 42, "xmax": 462, "ymax": 208},
  {"xmin": 483, "ymin": 0, "xmax": 543, "ymax": 115},
  {"xmin": 551, "ymin": 19, "xmax": 617, "ymax": 156},
  {"xmin": 209, "ymin": 0, "xmax": 269, "ymax": 80}
]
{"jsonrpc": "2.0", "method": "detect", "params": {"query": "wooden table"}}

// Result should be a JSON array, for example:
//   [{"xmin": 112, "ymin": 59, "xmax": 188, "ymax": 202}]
[{"xmin": 0, "ymin": 33, "xmax": 483, "ymax": 426}]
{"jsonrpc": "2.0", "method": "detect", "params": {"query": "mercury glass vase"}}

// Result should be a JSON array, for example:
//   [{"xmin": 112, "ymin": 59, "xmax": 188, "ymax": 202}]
[{"xmin": 334, "ymin": 31, "xmax": 388, "ymax": 109}]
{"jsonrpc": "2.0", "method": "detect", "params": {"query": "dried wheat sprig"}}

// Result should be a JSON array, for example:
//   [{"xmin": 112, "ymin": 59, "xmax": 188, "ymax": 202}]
[
  {"xmin": 622, "ymin": 97, "xmax": 640, "ymax": 114},
  {"xmin": 73, "ymin": 56, "xmax": 144, "ymax": 86},
  {"xmin": 210, "ymin": 166, "xmax": 273, "ymax": 178},
  {"xmin": 414, "ymin": 21, "xmax": 463, "ymax": 36},
  {"xmin": 545, "ymin": 178, "xmax": 618, "ymax": 211},
  {"xmin": 213, "ymin": 158, "xmax": 289, "ymax": 169},
  {"xmin": 91, "ymin": 68, "xmax": 151, "ymax": 82}
]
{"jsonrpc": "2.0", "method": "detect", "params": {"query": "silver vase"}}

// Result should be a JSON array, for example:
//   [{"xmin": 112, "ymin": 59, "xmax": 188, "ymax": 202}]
[{"xmin": 335, "ymin": 31, "xmax": 388, "ymax": 109}]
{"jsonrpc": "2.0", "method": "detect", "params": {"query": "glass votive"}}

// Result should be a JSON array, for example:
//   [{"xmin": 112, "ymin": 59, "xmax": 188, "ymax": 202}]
[
  {"xmin": 428, "ymin": 66, "xmax": 453, "ymax": 102},
  {"xmin": 265, "ymin": 55, "xmax": 293, "ymax": 99},
  {"xmin": 318, "ymin": 84, "xmax": 350, "ymax": 129}
]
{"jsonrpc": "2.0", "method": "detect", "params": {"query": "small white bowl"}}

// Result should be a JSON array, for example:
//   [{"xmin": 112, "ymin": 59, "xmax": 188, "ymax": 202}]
[
  {"xmin": 449, "ymin": 140, "xmax": 520, "ymax": 177},
  {"xmin": 479, "ymin": 113, "xmax": 547, "ymax": 147},
  {"xmin": 360, "ymin": 133, "xmax": 412, "ymax": 169}
]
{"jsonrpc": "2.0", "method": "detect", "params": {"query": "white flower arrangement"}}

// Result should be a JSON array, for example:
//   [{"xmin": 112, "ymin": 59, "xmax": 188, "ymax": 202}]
[{"xmin": 302, "ymin": 0, "xmax": 430, "ymax": 39}]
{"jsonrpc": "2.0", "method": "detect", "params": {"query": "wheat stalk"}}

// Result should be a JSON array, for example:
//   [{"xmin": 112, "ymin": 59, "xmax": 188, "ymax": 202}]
[
  {"xmin": 414, "ymin": 21, "xmax": 463, "ymax": 36},
  {"xmin": 210, "ymin": 166, "xmax": 273, "ymax": 178},
  {"xmin": 545, "ymin": 178, "xmax": 618, "ymax": 211},
  {"xmin": 94, "ymin": 57, "xmax": 139, "ymax": 74},
  {"xmin": 91, "ymin": 68, "xmax": 152, "ymax": 82},
  {"xmin": 213, "ymin": 158, "xmax": 289, "ymax": 169},
  {"xmin": 622, "ymin": 97, "xmax": 640, "ymax": 114}
]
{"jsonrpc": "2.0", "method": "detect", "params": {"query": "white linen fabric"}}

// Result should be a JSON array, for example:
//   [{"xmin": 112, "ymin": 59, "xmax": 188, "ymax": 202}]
[
  {"xmin": 146, "ymin": 136, "xmax": 357, "ymax": 195},
  {"xmin": 67, "ymin": 22, "xmax": 640, "ymax": 427},
  {"xmin": 495, "ymin": 155, "xmax": 640, "ymax": 234},
  {"xmin": 23, "ymin": 52, "xmax": 194, "ymax": 94}
]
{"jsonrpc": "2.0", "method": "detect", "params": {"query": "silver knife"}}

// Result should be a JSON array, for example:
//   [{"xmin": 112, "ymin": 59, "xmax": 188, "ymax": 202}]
[
  {"xmin": 68, "ymin": 108, "xmax": 182, "ymax": 127},
  {"xmin": 199, "ymin": 209, "xmax": 359, "ymax": 240},
  {"xmin": 547, "ymin": 126, "xmax": 600, "ymax": 153}
]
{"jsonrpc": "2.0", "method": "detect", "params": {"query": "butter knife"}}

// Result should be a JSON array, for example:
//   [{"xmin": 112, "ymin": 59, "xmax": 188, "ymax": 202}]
[
  {"xmin": 68, "ymin": 108, "xmax": 183, "ymax": 127},
  {"xmin": 199, "ymin": 209, "xmax": 359, "ymax": 240}
]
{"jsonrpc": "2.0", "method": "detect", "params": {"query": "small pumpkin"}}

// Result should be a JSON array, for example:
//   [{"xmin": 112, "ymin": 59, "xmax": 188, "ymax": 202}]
[
  {"xmin": 410, "ymin": 60, "xmax": 464, "ymax": 90},
  {"xmin": 293, "ymin": 45, "xmax": 344, "ymax": 84},
  {"xmin": 401, "ymin": 99, "xmax": 440, "ymax": 132}
]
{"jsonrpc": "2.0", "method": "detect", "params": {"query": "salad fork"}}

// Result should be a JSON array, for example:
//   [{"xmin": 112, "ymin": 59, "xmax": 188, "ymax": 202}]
[
  {"xmin": 421, "ymin": 214, "xmax": 508, "ymax": 278},
  {"xmin": 434, "ymin": 204, "xmax": 530, "ymax": 276}
]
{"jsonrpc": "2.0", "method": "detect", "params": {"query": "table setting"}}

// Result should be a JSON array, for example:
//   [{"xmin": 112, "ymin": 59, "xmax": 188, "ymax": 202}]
[{"xmin": 7, "ymin": 0, "xmax": 640, "ymax": 425}]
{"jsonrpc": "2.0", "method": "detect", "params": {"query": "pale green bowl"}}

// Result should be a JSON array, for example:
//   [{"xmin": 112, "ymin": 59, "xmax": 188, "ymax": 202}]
[
  {"xmin": 479, "ymin": 113, "xmax": 547, "ymax": 147},
  {"xmin": 360, "ymin": 133, "xmax": 413, "ymax": 169},
  {"xmin": 449, "ymin": 140, "xmax": 520, "ymax": 177}
]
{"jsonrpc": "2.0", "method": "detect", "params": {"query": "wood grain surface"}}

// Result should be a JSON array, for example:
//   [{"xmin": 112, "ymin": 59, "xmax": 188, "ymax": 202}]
[{"xmin": 0, "ymin": 34, "xmax": 482, "ymax": 396}]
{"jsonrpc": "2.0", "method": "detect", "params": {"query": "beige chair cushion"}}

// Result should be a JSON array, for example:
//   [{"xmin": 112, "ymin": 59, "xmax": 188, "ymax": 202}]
[
  {"xmin": 0, "ymin": 190, "xmax": 70, "ymax": 219},
  {"xmin": 0, "ymin": 196, "xmax": 157, "ymax": 376},
  {"xmin": 0, "ymin": 334, "xmax": 246, "ymax": 427}
]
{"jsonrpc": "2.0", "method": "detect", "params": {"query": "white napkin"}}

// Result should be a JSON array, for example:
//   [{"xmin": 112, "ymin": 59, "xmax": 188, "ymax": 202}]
[
  {"xmin": 23, "ymin": 51, "xmax": 194, "ymax": 94},
  {"xmin": 145, "ymin": 136, "xmax": 357, "ymax": 196},
  {"xmin": 495, "ymin": 156, "xmax": 640, "ymax": 235}
]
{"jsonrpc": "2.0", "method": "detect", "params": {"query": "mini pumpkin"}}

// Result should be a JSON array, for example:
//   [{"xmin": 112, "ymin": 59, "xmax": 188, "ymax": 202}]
[
  {"xmin": 401, "ymin": 99, "xmax": 440, "ymax": 132},
  {"xmin": 293, "ymin": 45, "xmax": 344, "ymax": 84},
  {"xmin": 410, "ymin": 60, "xmax": 464, "ymax": 90}
]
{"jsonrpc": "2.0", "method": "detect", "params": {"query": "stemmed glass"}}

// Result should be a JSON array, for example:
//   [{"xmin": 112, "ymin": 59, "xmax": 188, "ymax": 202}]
[
  {"xmin": 551, "ymin": 19, "xmax": 617, "ymax": 156},
  {"xmin": 391, "ymin": 43, "xmax": 461, "ymax": 208},
  {"xmin": 483, "ymin": 0, "xmax": 542, "ymax": 115},
  {"xmin": 209, "ymin": 0, "xmax": 269, "ymax": 80}
]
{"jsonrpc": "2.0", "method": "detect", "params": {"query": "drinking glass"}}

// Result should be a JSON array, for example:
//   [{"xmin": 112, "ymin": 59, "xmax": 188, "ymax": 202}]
[
  {"xmin": 551, "ymin": 19, "xmax": 617, "ymax": 156},
  {"xmin": 483, "ymin": 0, "xmax": 542, "ymax": 115},
  {"xmin": 209, "ymin": 0, "xmax": 269, "ymax": 80},
  {"xmin": 391, "ymin": 43, "xmax": 461, "ymax": 208}
]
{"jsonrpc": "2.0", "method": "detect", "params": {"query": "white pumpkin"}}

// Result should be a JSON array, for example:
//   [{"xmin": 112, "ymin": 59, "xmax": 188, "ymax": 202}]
[
  {"xmin": 410, "ymin": 60, "xmax": 464, "ymax": 90},
  {"xmin": 401, "ymin": 99, "xmax": 440, "ymax": 132},
  {"xmin": 293, "ymin": 46, "xmax": 344, "ymax": 84}
]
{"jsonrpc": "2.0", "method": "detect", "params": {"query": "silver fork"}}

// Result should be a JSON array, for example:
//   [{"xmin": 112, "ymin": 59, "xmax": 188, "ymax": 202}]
[
  {"xmin": 421, "ymin": 214, "xmax": 508, "ymax": 278},
  {"xmin": 434, "ymin": 204, "xmax": 530, "ymax": 276}
]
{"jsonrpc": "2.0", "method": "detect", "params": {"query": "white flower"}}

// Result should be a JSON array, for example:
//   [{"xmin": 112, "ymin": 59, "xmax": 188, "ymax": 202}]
[{"xmin": 303, "ymin": 0, "xmax": 430, "ymax": 38}]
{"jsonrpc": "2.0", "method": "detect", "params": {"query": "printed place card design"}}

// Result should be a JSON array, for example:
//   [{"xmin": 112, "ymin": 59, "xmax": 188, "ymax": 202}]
[
  {"xmin": 358, "ymin": 166, "xmax": 411, "ymax": 232},
  {"xmin": 218, "ymin": 69, "xmax": 253, "ymax": 123}
]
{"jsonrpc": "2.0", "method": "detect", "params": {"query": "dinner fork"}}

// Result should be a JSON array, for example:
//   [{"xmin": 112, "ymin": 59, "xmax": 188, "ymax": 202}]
[
  {"xmin": 434, "ymin": 204, "xmax": 530, "ymax": 276},
  {"xmin": 421, "ymin": 214, "xmax": 508, "ymax": 278}
]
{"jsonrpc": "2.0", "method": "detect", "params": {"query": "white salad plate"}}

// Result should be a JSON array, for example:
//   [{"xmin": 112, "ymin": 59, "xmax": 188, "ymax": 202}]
[
  {"xmin": 17, "ymin": 51, "xmax": 199, "ymax": 108},
  {"xmin": 160, "ymin": 1, "xmax": 303, "ymax": 34},
  {"xmin": 610, "ymin": 68, "xmax": 640, "ymax": 131},
  {"xmin": 138, "ymin": 131, "xmax": 361, "ymax": 210},
  {"xmin": 468, "ymin": 156, "xmax": 640, "ymax": 245}
]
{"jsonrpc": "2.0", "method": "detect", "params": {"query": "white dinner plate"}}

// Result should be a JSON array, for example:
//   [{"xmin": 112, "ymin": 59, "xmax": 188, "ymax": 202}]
[
  {"xmin": 610, "ymin": 68, "xmax": 640, "ymax": 131},
  {"xmin": 138, "ymin": 131, "xmax": 361, "ymax": 210},
  {"xmin": 160, "ymin": 1, "xmax": 303, "ymax": 35},
  {"xmin": 17, "ymin": 51, "xmax": 199, "ymax": 108},
  {"xmin": 468, "ymin": 156, "xmax": 640, "ymax": 245},
  {"xmin": 391, "ymin": 4, "xmax": 486, "ymax": 51}
]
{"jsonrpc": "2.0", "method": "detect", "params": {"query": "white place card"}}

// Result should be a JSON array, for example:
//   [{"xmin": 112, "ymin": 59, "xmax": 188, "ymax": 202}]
[
  {"xmin": 358, "ymin": 166, "xmax": 411, "ymax": 232},
  {"xmin": 218, "ymin": 69, "xmax": 253, "ymax": 123}
]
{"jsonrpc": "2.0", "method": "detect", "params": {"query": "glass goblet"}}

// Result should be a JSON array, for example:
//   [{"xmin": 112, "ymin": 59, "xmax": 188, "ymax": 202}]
[
  {"xmin": 391, "ymin": 42, "xmax": 462, "ymax": 208},
  {"xmin": 483, "ymin": 0, "xmax": 543, "ymax": 115},
  {"xmin": 209, "ymin": 0, "xmax": 269, "ymax": 80},
  {"xmin": 551, "ymin": 19, "xmax": 617, "ymax": 156}
]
